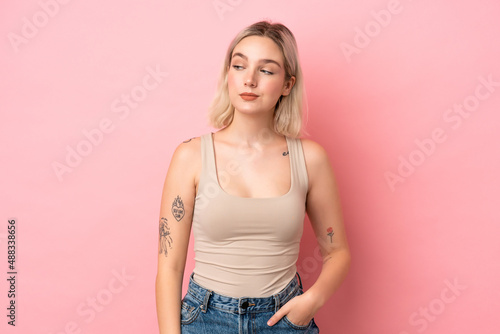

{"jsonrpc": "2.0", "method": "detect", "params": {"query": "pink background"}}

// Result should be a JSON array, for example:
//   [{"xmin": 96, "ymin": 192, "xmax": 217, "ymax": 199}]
[{"xmin": 2, "ymin": 0, "xmax": 499, "ymax": 333}]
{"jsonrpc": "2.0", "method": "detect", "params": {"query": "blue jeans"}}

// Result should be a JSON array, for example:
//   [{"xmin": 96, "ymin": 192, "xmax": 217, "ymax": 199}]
[{"xmin": 181, "ymin": 272, "xmax": 320, "ymax": 333}]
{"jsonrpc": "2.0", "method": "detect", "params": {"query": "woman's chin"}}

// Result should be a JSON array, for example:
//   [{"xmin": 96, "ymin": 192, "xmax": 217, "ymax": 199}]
[
  {"xmin": 234, "ymin": 108, "xmax": 271, "ymax": 117},
  {"xmin": 232, "ymin": 103, "xmax": 275, "ymax": 116}
]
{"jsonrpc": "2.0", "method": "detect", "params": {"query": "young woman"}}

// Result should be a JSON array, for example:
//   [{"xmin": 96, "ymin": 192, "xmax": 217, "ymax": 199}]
[{"xmin": 156, "ymin": 21, "xmax": 351, "ymax": 333}]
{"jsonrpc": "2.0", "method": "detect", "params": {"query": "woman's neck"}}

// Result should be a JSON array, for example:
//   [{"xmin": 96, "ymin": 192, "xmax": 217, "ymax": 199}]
[{"xmin": 219, "ymin": 108, "xmax": 282, "ymax": 147}]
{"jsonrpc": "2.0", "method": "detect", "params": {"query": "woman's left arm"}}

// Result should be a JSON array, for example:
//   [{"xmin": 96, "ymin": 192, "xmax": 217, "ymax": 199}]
[{"xmin": 268, "ymin": 139, "xmax": 351, "ymax": 327}]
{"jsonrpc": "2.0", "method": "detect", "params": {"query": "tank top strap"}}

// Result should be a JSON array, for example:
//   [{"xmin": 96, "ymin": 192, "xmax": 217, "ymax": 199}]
[
  {"xmin": 287, "ymin": 136, "xmax": 309, "ymax": 194},
  {"xmin": 200, "ymin": 133, "xmax": 217, "ymax": 183}
]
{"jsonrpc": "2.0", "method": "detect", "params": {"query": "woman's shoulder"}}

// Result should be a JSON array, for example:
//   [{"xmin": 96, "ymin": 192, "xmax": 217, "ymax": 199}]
[
  {"xmin": 298, "ymin": 137, "xmax": 329, "ymax": 166},
  {"xmin": 170, "ymin": 135, "xmax": 203, "ymax": 167}
]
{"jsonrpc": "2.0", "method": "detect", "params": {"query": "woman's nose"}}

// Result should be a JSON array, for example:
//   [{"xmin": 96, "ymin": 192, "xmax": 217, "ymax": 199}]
[{"xmin": 244, "ymin": 70, "xmax": 257, "ymax": 87}]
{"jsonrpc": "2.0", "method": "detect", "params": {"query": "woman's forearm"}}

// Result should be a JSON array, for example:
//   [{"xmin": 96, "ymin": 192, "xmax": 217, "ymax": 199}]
[
  {"xmin": 156, "ymin": 269, "xmax": 184, "ymax": 334},
  {"xmin": 304, "ymin": 248, "xmax": 351, "ymax": 311}
]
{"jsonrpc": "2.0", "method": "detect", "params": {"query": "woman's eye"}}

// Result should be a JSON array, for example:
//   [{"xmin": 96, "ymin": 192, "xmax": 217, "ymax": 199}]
[
  {"xmin": 261, "ymin": 69, "xmax": 273, "ymax": 75},
  {"xmin": 232, "ymin": 65, "xmax": 243, "ymax": 70}
]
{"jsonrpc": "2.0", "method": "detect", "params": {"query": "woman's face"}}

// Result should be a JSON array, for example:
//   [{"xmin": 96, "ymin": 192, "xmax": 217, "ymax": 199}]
[{"xmin": 227, "ymin": 35, "xmax": 295, "ymax": 117}]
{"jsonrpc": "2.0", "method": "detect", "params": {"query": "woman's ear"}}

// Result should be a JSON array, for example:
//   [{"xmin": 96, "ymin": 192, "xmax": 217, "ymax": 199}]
[{"xmin": 282, "ymin": 76, "xmax": 296, "ymax": 96}]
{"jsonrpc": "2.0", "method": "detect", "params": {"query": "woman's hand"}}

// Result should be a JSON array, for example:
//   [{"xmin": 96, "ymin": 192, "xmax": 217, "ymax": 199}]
[{"xmin": 267, "ymin": 291, "xmax": 320, "ymax": 327}]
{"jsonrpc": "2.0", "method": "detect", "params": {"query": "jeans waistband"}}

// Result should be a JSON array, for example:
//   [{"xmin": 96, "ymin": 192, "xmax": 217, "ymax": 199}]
[{"xmin": 186, "ymin": 272, "xmax": 303, "ymax": 314}]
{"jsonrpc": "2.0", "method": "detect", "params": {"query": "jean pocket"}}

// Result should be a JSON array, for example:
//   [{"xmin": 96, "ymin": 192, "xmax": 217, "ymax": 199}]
[
  {"xmin": 180, "ymin": 294, "xmax": 202, "ymax": 325},
  {"xmin": 282, "ymin": 315, "xmax": 314, "ymax": 330}
]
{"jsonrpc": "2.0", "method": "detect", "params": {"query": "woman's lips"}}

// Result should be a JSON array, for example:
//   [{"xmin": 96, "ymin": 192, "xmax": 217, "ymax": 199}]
[{"xmin": 240, "ymin": 93, "xmax": 259, "ymax": 101}]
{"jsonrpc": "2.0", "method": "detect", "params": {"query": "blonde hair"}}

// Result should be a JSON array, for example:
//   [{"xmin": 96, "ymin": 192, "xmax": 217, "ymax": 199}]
[{"xmin": 208, "ymin": 20, "xmax": 306, "ymax": 138}]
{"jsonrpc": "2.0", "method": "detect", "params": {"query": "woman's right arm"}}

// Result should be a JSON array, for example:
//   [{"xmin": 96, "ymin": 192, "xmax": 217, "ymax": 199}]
[{"xmin": 155, "ymin": 138, "xmax": 200, "ymax": 334}]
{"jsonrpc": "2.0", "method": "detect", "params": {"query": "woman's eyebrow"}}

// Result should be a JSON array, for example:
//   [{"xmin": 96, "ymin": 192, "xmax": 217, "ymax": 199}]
[{"xmin": 232, "ymin": 52, "xmax": 282, "ymax": 68}]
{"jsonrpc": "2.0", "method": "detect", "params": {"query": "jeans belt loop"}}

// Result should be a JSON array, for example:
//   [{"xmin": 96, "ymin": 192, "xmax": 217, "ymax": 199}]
[
  {"xmin": 296, "ymin": 272, "xmax": 303, "ymax": 290},
  {"xmin": 273, "ymin": 293, "xmax": 280, "ymax": 313},
  {"xmin": 201, "ymin": 289, "xmax": 212, "ymax": 313}
]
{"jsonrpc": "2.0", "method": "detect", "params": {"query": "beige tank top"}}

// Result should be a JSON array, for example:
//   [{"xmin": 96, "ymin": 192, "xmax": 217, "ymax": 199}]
[{"xmin": 191, "ymin": 132, "xmax": 308, "ymax": 298}]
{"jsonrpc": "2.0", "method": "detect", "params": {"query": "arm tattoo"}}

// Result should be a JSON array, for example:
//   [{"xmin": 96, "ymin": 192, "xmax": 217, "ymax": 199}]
[
  {"xmin": 172, "ymin": 195, "xmax": 185, "ymax": 221},
  {"xmin": 159, "ymin": 217, "xmax": 173, "ymax": 256},
  {"xmin": 327, "ymin": 227, "xmax": 334, "ymax": 243},
  {"xmin": 282, "ymin": 151, "xmax": 289, "ymax": 156},
  {"xmin": 183, "ymin": 137, "xmax": 195, "ymax": 143}
]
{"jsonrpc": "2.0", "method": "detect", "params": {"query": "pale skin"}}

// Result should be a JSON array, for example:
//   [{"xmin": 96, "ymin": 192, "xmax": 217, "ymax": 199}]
[{"xmin": 155, "ymin": 35, "xmax": 351, "ymax": 333}]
